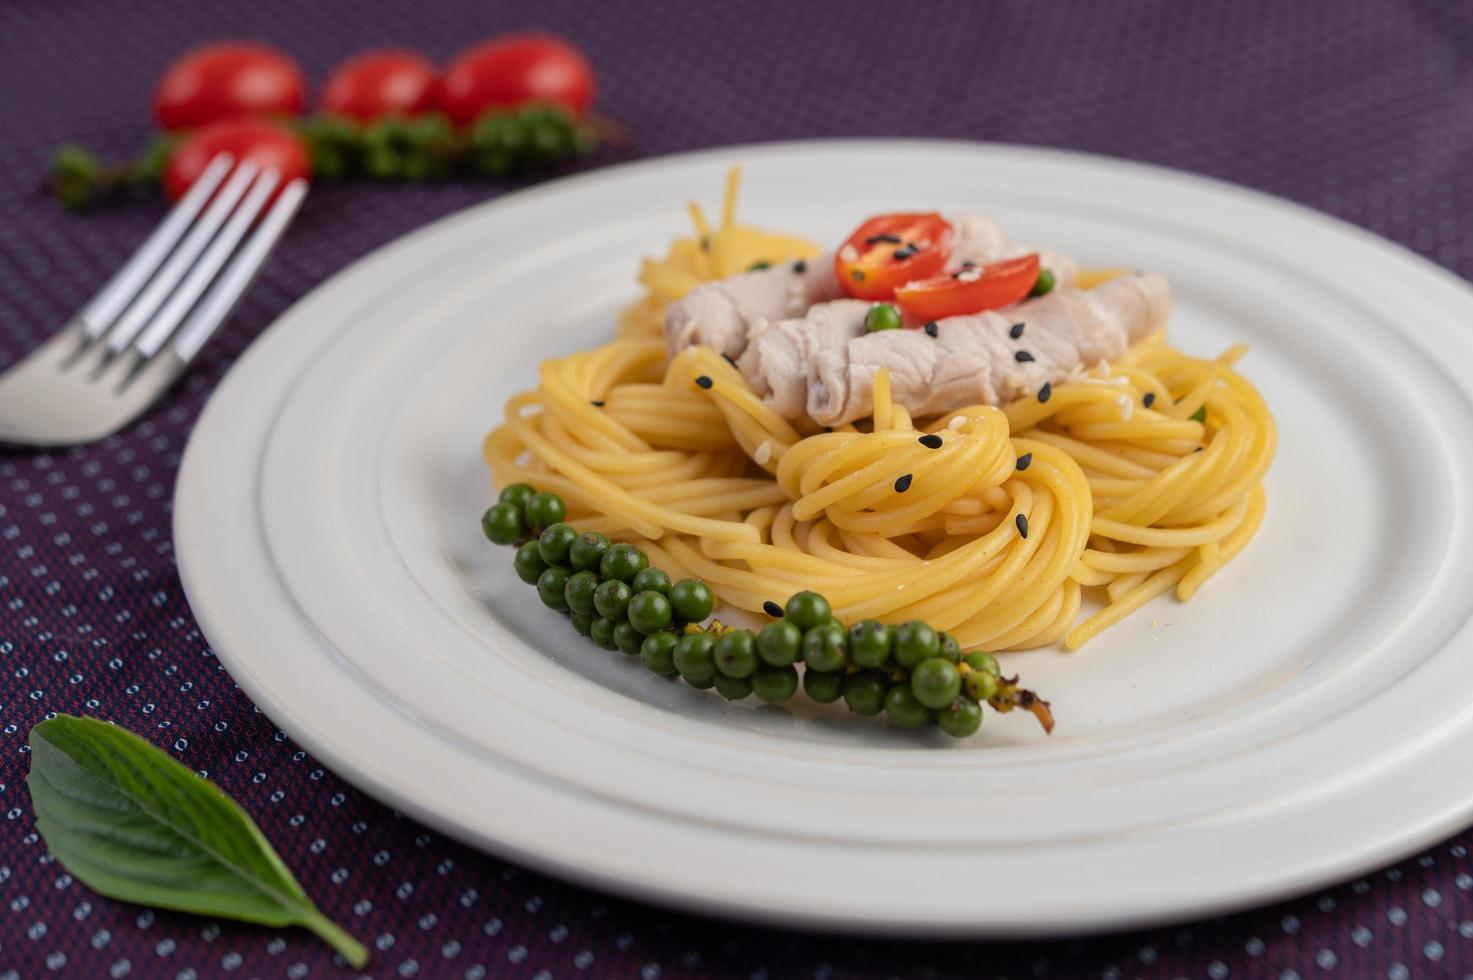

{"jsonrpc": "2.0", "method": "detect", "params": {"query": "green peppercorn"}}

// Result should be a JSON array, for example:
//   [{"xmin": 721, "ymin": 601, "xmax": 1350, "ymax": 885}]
[
  {"xmin": 963, "ymin": 651, "xmax": 1001, "ymax": 675},
  {"xmin": 627, "ymin": 591, "xmax": 673, "ymax": 635},
  {"xmin": 569, "ymin": 531, "xmax": 610, "ymax": 572},
  {"xmin": 801, "ymin": 623, "xmax": 847, "ymax": 673},
  {"xmin": 599, "ymin": 542, "xmax": 649, "ymax": 582},
  {"xmin": 865, "ymin": 302, "xmax": 902, "ymax": 332},
  {"xmin": 1029, "ymin": 268, "xmax": 1056, "ymax": 297},
  {"xmin": 803, "ymin": 669, "xmax": 844, "ymax": 704},
  {"xmin": 536, "ymin": 566, "xmax": 571, "ymax": 612},
  {"xmin": 673, "ymin": 633, "xmax": 716, "ymax": 684},
  {"xmin": 593, "ymin": 579, "xmax": 632, "ymax": 621},
  {"xmin": 687, "ymin": 676, "xmax": 716, "ymax": 690},
  {"xmin": 783, "ymin": 591, "xmax": 831, "ymax": 631},
  {"xmin": 480, "ymin": 502, "xmax": 524, "ymax": 545},
  {"xmin": 885, "ymin": 685, "xmax": 932, "ymax": 728},
  {"xmin": 641, "ymin": 631, "xmax": 678, "ymax": 675},
  {"xmin": 590, "ymin": 617, "xmax": 619, "ymax": 651},
  {"xmin": 498, "ymin": 483, "xmax": 536, "ymax": 510},
  {"xmin": 536, "ymin": 523, "xmax": 577, "ymax": 566},
  {"xmin": 613, "ymin": 621, "xmax": 644, "ymax": 655},
  {"xmin": 756, "ymin": 620, "xmax": 802, "ymax": 667},
  {"xmin": 911, "ymin": 657, "xmax": 962, "ymax": 710},
  {"xmin": 751, "ymin": 664, "xmax": 799, "ymax": 703},
  {"xmin": 713, "ymin": 673, "xmax": 753, "ymax": 701},
  {"xmin": 569, "ymin": 611, "xmax": 594, "ymax": 637},
  {"xmin": 937, "ymin": 698, "xmax": 983, "ymax": 737},
  {"xmin": 668, "ymin": 578, "xmax": 715, "ymax": 623},
  {"xmin": 513, "ymin": 541, "xmax": 548, "ymax": 584},
  {"xmin": 713, "ymin": 630, "xmax": 758, "ymax": 679},
  {"xmin": 629, "ymin": 567, "xmax": 672, "ymax": 596},
  {"xmin": 563, "ymin": 570, "xmax": 600, "ymax": 615},
  {"xmin": 847, "ymin": 620, "xmax": 892, "ymax": 669},
  {"xmin": 843, "ymin": 671, "xmax": 888, "ymax": 716},
  {"xmin": 964, "ymin": 669, "xmax": 999, "ymax": 702},
  {"xmin": 523, "ymin": 491, "xmax": 567, "ymax": 532},
  {"xmin": 892, "ymin": 621, "xmax": 941, "ymax": 669}
]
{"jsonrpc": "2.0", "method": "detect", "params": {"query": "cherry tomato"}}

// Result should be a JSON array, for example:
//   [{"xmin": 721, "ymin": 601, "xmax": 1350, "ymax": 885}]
[
  {"xmin": 163, "ymin": 118, "xmax": 311, "ymax": 203},
  {"xmin": 834, "ymin": 213, "xmax": 952, "ymax": 302},
  {"xmin": 153, "ymin": 42, "xmax": 307, "ymax": 131},
  {"xmin": 895, "ymin": 254, "xmax": 1042, "ymax": 322},
  {"xmin": 440, "ymin": 33, "xmax": 596, "ymax": 125},
  {"xmin": 321, "ymin": 50, "xmax": 440, "ymax": 121}
]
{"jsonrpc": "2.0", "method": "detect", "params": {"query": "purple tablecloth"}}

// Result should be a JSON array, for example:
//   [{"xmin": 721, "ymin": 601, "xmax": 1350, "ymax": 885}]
[{"xmin": 3, "ymin": 1, "xmax": 1472, "ymax": 976}]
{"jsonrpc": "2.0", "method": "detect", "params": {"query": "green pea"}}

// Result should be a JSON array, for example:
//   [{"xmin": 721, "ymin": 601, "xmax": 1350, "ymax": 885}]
[
  {"xmin": 843, "ymin": 672, "xmax": 888, "ymax": 716},
  {"xmin": 480, "ymin": 502, "xmax": 524, "ymax": 545},
  {"xmin": 803, "ymin": 669, "xmax": 844, "ymax": 704},
  {"xmin": 911, "ymin": 657, "xmax": 962, "ymax": 710},
  {"xmin": 569, "ymin": 531, "xmax": 610, "ymax": 572},
  {"xmin": 600, "ymin": 543, "xmax": 649, "ymax": 582},
  {"xmin": 783, "ymin": 591, "xmax": 831, "ymax": 631},
  {"xmin": 713, "ymin": 674, "xmax": 753, "ymax": 701},
  {"xmin": 523, "ymin": 491, "xmax": 566, "ymax": 532},
  {"xmin": 885, "ymin": 685, "xmax": 932, "ymax": 728},
  {"xmin": 865, "ymin": 302, "xmax": 902, "ymax": 333},
  {"xmin": 713, "ymin": 630, "xmax": 758, "ymax": 679},
  {"xmin": 669, "ymin": 578, "xmax": 715, "ymax": 623},
  {"xmin": 937, "ymin": 698, "xmax": 983, "ymax": 737},
  {"xmin": 563, "ymin": 570, "xmax": 600, "ymax": 616},
  {"xmin": 613, "ymin": 621, "xmax": 644, "ymax": 655},
  {"xmin": 937, "ymin": 632, "xmax": 962, "ymax": 664},
  {"xmin": 569, "ymin": 611, "xmax": 594, "ymax": 637},
  {"xmin": 590, "ymin": 617, "xmax": 619, "ymax": 651},
  {"xmin": 593, "ymin": 579, "xmax": 632, "ymax": 621},
  {"xmin": 627, "ymin": 591, "xmax": 673, "ymax": 635},
  {"xmin": 963, "ymin": 651, "xmax": 1001, "ymax": 675},
  {"xmin": 965, "ymin": 668, "xmax": 999, "ymax": 702},
  {"xmin": 892, "ymin": 620, "xmax": 940, "ymax": 669},
  {"xmin": 847, "ymin": 620, "xmax": 892, "ymax": 669},
  {"xmin": 512, "ymin": 541, "xmax": 548, "ymax": 585},
  {"xmin": 751, "ymin": 664, "xmax": 799, "ymax": 703},
  {"xmin": 1029, "ymin": 268, "xmax": 1056, "ymax": 297},
  {"xmin": 801, "ymin": 623, "xmax": 847, "ymax": 673},
  {"xmin": 536, "ymin": 566, "xmax": 571, "ymax": 612},
  {"xmin": 673, "ymin": 633, "xmax": 716, "ymax": 684},
  {"xmin": 1190, "ymin": 406, "xmax": 1206, "ymax": 423},
  {"xmin": 757, "ymin": 620, "xmax": 802, "ymax": 667},
  {"xmin": 536, "ymin": 523, "xmax": 577, "ymax": 567},
  {"xmin": 498, "ymin": 483, "xmax": 536, "ymax": 509},
  {"xmin": 641, "ymin": 631, "xmax": 678, "ymax": 675},
  {"xmin": 629, "ymin": 567, "xmax": 672, "ymax": 596}
]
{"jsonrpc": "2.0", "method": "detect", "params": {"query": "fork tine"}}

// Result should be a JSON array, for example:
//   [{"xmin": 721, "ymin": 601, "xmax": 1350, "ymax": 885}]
[
  {"xmin": 79, "ymin": 153, "xmax": 235, "ymax": 341},
  {"xmin": 132, "ymin": 168, "xmax": 282, "ymax": 359},
  {"xmin": 104, "ymin": 159, "xmax": 261, "ymax": 354},
  {"xmin": 170, "ymin": 178, "xmax": 310, "ymax": 364}
]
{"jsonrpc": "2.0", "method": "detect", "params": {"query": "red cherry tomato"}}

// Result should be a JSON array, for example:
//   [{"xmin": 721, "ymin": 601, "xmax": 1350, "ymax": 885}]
[
  {"xmin": 834, "ymin": 213, "xmax": 953, "ymax": 302},
  {"xmin": 153, "ymin": 42, "xmax": 307, "ymax": 131},
  {"xmin": 440, "ymin": 33, "xmax": 596, "ymax": 125},
  {"xmin": 163, "ymin": 118, "xmax": 311, "ymax": 203},
  {"xmin": 896, "ymin": 254, "xmax": 1042, "ymax": 322},
  {"xmin": 320, "ymin": 50, "xmax": 440, "ymax": 121}
]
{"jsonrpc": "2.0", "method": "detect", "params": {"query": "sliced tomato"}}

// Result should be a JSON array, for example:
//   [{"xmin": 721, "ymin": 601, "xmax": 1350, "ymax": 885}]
[
  {"xmin": 834, "ymin": 213, "xmax": 952, "ymax": 301},
  {"xmin": 896, "ymin": 254, "xmax": 1041, "ymax": 322}
]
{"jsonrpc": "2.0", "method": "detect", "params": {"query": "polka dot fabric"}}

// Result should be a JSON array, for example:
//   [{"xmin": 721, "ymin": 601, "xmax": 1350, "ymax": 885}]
[{"xmin": 2, "ymin": 0, "xmax": 1472, "ymax": 976}]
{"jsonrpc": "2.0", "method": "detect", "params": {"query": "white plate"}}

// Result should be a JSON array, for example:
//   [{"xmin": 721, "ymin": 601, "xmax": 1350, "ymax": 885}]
[{"xmin": 176, "ymin": 141, "xmax": 1473, "ymax": 936}]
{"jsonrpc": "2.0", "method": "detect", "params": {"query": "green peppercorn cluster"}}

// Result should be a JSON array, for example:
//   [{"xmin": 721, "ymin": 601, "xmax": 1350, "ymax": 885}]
[{"xmin": 482, "ymin": 485, "xmax": 1054, "ymax": 737}]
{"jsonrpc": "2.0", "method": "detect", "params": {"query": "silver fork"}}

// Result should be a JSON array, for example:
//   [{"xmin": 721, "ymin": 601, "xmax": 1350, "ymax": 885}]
[{"xmin": 0, "ymin": 152, "xmax": 309, "ymax": 447}]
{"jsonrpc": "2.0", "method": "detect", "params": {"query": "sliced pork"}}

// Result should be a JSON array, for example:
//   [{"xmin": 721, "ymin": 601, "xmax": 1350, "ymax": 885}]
[
  {"xmin": 946, "ymin": 213, "xmax": 1077, "ymax": 288},
  {"xmin": 737, "ymin": 300, "xmax": 872, "ymax": 418},
  {"xmin": 806, "ymin": 272, "xmax": 1171, "ymax": 426},
  {"xmin": 664, "ymin": 259, "xmax": 843, "ymax": 359}
]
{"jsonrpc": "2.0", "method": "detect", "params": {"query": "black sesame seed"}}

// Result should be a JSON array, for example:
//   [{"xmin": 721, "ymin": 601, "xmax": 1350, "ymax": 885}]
[
  {"xmin": 1194, "ymin": 447, "xmax": 1204, "ymax": 453},
  {"xmin": 923, "ymin": 321, "xmax": 938, "ymax": 338},
  {"xmin": 1016, "ymin": 513, "xmax": 1030, "ymax": 538},
  {"xmin": 695, "ymin": 375, "xmax": 713, "ymax": 389},
  {"xmin": 1038, "ymin": 382, "xmax": 1052, "ymax": 403},
  {"xmin": 961, "ymin": 260, "xmax": 978, "ymax": 269},
  {"xmin": 1015, "ymin": 350, "xmax": 1035, "ymax": 363},
  {"xmin": 1016, "ymin": 452, "xmax": 1033, "ymax": 471},
  {"xmin": 1143, "ymin": 392, "xmax": 1156, "ymax": 408},
  {"xmin": 1009, "ymin": 322, "xmax": 1025, "ymax": 339},
  {"xmin": 763, "ymin": 600, "xmax": 783, "ymax": 617},
  {"xmin": 865, "ymin": 233, "xmax": 902, "ymax": 245},
  {"xmin": 590, "ymin": 400, "xmax": 605, "ymax": 407},
  {"xmin": 918, "ymin": 434, "xmax": 943, "ymax": 449},
  {"xmin": 892, "ymin": 247, "xmax": 915, "ymax": 261},
  {"xmin": 894, "ymin": 473, "xmax": 913, "ymax": 493},
  {"xmin": 852, "ymin": 269, "xmax": 866, "ymax": 282},
  {"xmin": 721, "ymin": 352, "xmax": 737, "ymax": 367},
  {"xmin": 793, "ymin": 260, "xmax": 807, "ymax": 273}
]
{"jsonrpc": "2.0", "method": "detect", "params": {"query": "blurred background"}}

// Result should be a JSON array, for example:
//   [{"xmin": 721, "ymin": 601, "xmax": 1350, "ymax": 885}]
[{"xmin": 2, "ymin": 1, "xmax": 1471, "ymax": 977}]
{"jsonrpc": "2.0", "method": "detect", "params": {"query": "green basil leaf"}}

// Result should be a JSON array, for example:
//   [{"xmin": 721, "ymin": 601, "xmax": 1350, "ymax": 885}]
[{"xmin": 26, "ymin": 714, "xmax": 367, "ymax": 968}]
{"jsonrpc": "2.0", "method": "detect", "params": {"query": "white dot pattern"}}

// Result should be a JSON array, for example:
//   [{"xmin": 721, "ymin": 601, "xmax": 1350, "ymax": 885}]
[{"xmin": 2, "ymin": 1, "xmax": 1473, "ymax": 978}]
